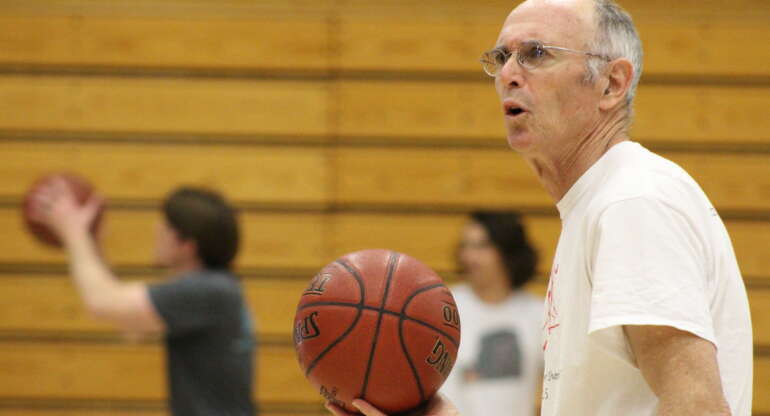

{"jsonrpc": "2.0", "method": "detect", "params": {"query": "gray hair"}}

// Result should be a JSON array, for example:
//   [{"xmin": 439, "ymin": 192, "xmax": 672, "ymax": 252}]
[{"xmin": 585, "ymin": 0, "xmax": 643, "ymax": 113}]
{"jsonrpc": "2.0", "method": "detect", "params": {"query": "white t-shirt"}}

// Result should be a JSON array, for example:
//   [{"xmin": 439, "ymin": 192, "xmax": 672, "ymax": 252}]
[
  {"xmin": 441, "ymin": 284, "xmax": 543, "ymax": 416},
  {"xmin": 541, "ymin": 141, "xmax": 753, "ymax": 415}
]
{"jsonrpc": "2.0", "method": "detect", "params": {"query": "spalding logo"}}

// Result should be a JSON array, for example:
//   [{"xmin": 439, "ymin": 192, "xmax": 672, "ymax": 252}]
[{"xmin": 294, "ymin": 311, "xmax": 321, "ymax": 345}]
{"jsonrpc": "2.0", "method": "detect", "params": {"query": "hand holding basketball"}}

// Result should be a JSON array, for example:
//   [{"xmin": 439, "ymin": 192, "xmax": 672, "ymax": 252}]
[
  {"xmin": 24, "ymin": 173, "xmax": 105, "ymax": 247},
  {"xmin": 325, "ymin": 394, "xmax": 460, "ymax": 416}
]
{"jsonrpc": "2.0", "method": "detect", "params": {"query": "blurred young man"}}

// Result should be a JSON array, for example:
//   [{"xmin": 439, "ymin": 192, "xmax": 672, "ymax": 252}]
[
  {"xmin": 328, "ymin": 0, "xmax": 752, "ymax": 415},
  {"xmin": 30, "ymin": 183, "xmax": 256, "ymax": 416},
  {"xmin": 441, "ymin": 211, "xmax": 542, "ymax": 416}
]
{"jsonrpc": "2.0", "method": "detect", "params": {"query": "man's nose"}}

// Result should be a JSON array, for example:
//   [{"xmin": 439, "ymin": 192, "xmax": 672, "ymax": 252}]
[{"xmin": 498, "ymin": 55, "xmax": 524, "ymax": 88}]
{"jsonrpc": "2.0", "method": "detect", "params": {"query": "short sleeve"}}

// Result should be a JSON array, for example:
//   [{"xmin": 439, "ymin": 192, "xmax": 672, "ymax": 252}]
[
  {"xmin": 149, "ymin": 274, "xmax": 238, "ymax": 337},
  {"xmin": 587, "ymin": 197, "xmax": 715, "ymax": 347}
]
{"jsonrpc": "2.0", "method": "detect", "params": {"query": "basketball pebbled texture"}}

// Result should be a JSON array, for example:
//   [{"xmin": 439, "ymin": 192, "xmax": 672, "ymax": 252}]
[
  {"xmin": 22, "ymin": 173, "xmax": 104, "ymax": 247},
  {"xmin": 294, "ymin": 249, "xmax": 461, "ymax": 414}
]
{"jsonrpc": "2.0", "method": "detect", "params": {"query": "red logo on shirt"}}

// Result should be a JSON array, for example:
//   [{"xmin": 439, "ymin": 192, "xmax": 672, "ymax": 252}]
[{"xmin": 542, "ymin": 263, "xmax": 560, "ymax": 351}]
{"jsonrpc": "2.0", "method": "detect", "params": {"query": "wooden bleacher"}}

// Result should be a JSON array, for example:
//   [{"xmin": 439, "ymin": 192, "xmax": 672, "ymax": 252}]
[{"xmin": 0, "ymin": 0, "xmax": 768, "ymax": 415}]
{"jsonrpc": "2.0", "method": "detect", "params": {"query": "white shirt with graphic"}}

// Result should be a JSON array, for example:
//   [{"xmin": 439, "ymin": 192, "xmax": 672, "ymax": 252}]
[
  {"xmin": 441, "ymin": 284, "xmax": 543, "ymax": 416},
  {"xmin": 541, "ymin": 141, "xmax": 753, "ymax": 415}
]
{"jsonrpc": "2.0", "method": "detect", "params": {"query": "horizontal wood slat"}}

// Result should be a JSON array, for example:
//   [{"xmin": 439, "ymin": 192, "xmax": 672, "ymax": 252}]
[
  {"xmin": 0, "ymin": 409, "xmax": 324, "ymax": 416},
  {"xmin": 337, "ymin": 82, "xmax": 770, "ymax": 144},
  {"xmin": 0, "ymin": 143, "xmax": 766, "ymax": 213},
  {"xmin": 0, "ymin": 16, "xmax": 331, "ymax": 70},
  {"xmin": 1, "ymin": 76, "xmax": 767, "ymax": 144},
  {"xmin": 0, "ymin": 75, "xmax": 329, "ymax": 137},
  {"xmin": 0, "ymin": 209, "xmax": 327, "ymax": 269},
  {"xmin": 0, "ymin": 342, "xmax": 320, "ymax": 403},
  {"xmin": 2, "ymin": 275, "xmax": 769, "ymax": 345},
  {"xmin": 337, "ymin": 14, "xmax": 770, "ymax": 77},
  {"xmin": 0, "ymin": 0, "xmax": 768, "ymax": 18},
  {"xmin": 334, "ymin": 148, "xmax": 770, "ymax": 212},
  {"xmin": 0, "ymin": 276, "xmax": 310, "ymax": 338},
  {"xmin": 0, "ymin": 340, "xmax": 767, "ymax": 412},
  {"xmin": 0, "ymin": 410, "xmax": 168, "ymax": 416},
  {"xmin": 1, "ymin": 12, "xmax": 768, "ymax": 77},
  {"xmin": 1, "ymin": 209, "xmax": 768, "ymax": 280},
  {"xmin": 757, "ymin": 357, "xmax": 770, "ymax": 413},
  {"xmin": 0, "ymin": 141, "xmax": 330, "ymax": 204}
]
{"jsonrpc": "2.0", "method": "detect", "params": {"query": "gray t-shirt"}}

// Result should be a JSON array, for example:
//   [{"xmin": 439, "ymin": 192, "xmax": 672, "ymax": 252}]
[{"xmin": 149, "ymin": 270, "xmax": 256, "ymax": 416}]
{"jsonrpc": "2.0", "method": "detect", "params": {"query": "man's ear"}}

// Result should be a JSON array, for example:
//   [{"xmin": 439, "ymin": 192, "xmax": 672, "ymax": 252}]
[
  {"xmin": 599, "ymin": 58, "xmax": 634, "ymax": 111},
  {"xmin": 180, "ymin": 238, "xmax": 198, "ymax": 259}
]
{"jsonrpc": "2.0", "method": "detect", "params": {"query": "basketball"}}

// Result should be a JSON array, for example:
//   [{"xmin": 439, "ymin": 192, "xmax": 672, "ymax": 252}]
[
  {"xmin": 293, "ymin": 249, "xmax": 461, "ymax": 414},
  {"xmin": 22, "ymin": 173, "xmax": 104, "ymax": 247}
]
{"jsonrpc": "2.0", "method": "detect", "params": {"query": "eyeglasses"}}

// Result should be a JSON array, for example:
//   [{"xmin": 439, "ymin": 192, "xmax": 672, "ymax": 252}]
[{"xmin": 479, "ymin": 40, "xmax": 610, "ymax": 77}]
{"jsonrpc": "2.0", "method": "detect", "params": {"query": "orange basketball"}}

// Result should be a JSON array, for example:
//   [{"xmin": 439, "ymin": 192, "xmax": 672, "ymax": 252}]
[
  {"xmin": 294, "ymin": 249, "xmax": 461, "ymax": 414},
  {"xmin": 22, "ymin": 173, "xmax": 104, "ymax": 247}
]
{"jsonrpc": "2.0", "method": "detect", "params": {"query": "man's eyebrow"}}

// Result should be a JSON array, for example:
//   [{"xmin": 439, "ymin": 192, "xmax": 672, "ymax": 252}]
[{"xmin": 492, "ymin": 44, "xmax": 510, "ymax": 53}]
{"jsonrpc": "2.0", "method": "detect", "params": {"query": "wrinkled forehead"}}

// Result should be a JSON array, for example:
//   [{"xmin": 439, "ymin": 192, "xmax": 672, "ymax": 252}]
[{"xmin": 495, "ymin": 0, "xmax": 595, "ymax": 49}]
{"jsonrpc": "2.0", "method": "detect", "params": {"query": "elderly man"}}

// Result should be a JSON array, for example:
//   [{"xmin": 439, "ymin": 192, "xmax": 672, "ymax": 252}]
[{"xmin": 328, "ymin": 0, "xmax": 753, "ymax": 415}]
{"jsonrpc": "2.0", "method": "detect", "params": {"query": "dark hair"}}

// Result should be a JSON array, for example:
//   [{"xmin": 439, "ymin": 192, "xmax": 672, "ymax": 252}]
[
  {"xmin": 162, "ymin": 187, "xmax": 239, "ymax": 270},
  {"xmin": 465, "ymin": 211, "xmax": 538, "ymax": 290}
]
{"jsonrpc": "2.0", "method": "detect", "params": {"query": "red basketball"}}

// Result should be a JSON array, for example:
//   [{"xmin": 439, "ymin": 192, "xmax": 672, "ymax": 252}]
[
  {"xmin": 294, "ymin": 249, "xmax": 461, "ymax": 414},
  {"xmin": 22, "ymin": 173, "xmax": 104, "ymax": 247}
]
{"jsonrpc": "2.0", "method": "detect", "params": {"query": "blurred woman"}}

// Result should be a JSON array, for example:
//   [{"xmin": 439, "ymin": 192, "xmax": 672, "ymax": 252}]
[{"xmin": 441, "ymin": 211, "xmax": 543, "ymax": 416}]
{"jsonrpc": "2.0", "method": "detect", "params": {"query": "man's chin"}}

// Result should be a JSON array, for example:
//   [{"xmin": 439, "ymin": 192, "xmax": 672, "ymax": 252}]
[{"xmin": 506, "ymin": 132, "xmax": 535, "ymax": 152}]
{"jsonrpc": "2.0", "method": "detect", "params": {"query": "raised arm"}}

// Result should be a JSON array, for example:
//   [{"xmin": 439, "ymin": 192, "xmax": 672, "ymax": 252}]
[{"xmin": 29, "ymin": 178, "xmax": 164, "ymax": 335}]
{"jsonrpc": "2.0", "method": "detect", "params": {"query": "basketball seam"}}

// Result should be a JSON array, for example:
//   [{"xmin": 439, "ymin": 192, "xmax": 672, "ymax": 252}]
[
  {"xmin": 397, "ymin": 282, "xmax": 456, "ymax": 404},
  {"xmin": 398, "ymin": 305, "xmax": 426, "ymax": 402},
  {"xmin": 303, "ymin": 259, "xmax": 366, "ymax": 377},
  {"xmin": 400, "ymin": 283, "xmax": 460, "ymax": 347},
  {"xmin": 297, "ymin": 301, "xmax": 459, "ymax": 348},
  {"xmin": 359, "ymin": 251, "xmax": 400, "ymax": 400}
]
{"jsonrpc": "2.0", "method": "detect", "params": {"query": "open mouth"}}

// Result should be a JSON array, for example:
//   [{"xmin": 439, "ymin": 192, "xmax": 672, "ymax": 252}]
[{"xmin": 503, "ymin": 101, "xmax": 527, "ymax": 117}]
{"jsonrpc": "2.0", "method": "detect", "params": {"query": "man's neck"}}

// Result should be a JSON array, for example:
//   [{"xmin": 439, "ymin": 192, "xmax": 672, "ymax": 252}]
[
  {"xmin": 528, "ymin": 111, "xmax": 629, "ymax": 202},
  {"xmin": 471, "ymin": 281, "xmax": 514, "ymax": 304},
  {"xmin": 169, "ymin": 260, "xmax": 203, "ymax": 276}
]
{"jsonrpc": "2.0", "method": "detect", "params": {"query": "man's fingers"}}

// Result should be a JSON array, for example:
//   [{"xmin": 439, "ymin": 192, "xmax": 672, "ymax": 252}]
[
  {"xmin": 352, "ymin": 400, "xmax": 387, "ymax": 416},
  {"xmin": 83, "ymin": 194, "xmax": 104, "ymax": 217},
  {"xmin": 325, "ymin": 402, "xmax": 354, "ymax": 416}
]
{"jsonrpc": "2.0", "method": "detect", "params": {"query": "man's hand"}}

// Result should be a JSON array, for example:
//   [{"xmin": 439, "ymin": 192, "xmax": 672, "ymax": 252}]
[
  {"xmin": 624, "ymin": 325, "xmax": 731, "ymax": 416},
  {"xmin": 28, "ymin": 177, "xmax": 103, "ymax": 244},
  {"xmin": 325, "ymin": 394, "xmax": 460, "ymax": 416}
]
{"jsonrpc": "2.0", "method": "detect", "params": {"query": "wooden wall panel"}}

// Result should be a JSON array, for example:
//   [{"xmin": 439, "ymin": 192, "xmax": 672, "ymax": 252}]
[
  {"xmin": 0, "ymin": 410, "xmax": 166, "ymax": 416},
  {"xmin": 337, "ymin": 15, "xmax": 770, "ymax": 77},
  {"xmin": 0, "ymin": 16, "xmax": 331, "ymax": 70},
  {"xmin": 0, "ymin": 411, "xmax": 323, "ymax": 416},
  {"xmin": 334, "ymin": 148, "xmax": 549, "ymax": 208},
  {"xmin": 2, "ymin": 276, "xmax": 768, "ymax": 345},
  {"xmin": 0, "ymin": 342, "xmax": 166, "ymax": 400},
  {"xmin": 0, "ymin": 342, "xmax": 320, "ymax": 403},
  {"xmin": 0, "ymin": 276, "xmax": 109, "ymax": 333},
  {"xmin": 728, "ymin": 221, "xmax": 770, "ymax": 283},
  {"xmin": 337, "ymin": 81, "xmax": 770, "ymax": 144},
  {"xmin": 2, "ymin": 210, "xmax": 766, "ymax": 280},
  {"xmin": 0, "ymin": 142, "xmax": 330, "ymax": 204},
  {"xmin": 0, "ymin": 341, "xmax": 767, "ymax": 411},
  {"xmin": 637, "ymin": 17, "xmax": 770, "ymax": 78},
  {"xmin": 2, "ymin": 7, "xmax": 768, "ymax": 78},
  {"xmin": 757, "ymin": 356, "xmax": 770, "ymax": 414},
  {"xmin": 0, "ymin": 209, "xmax": 327, "ymax": 269},
  {"xmin": 750, "ymin": 290, "xmax": 770, "ymax": 346},
  {"xmin": 329, "ymin": 213, "xmax": 560, "ymax": 275},
  {"xmin": 0, "ymin": 75, "xmax": 329, "ymax": 137},
  {"xmin": 335, "ymin": 148, "xmax": 770, "ymax": 212},
  {"xmin": 1, "ymin": 78, "xmax": 767, "ymax": 144},
  {"xmin": 665, "ymin": 153, "xmax": 770, "ymax": 212},
  {"xmin": 0, "ymin": 275, "xmax": 309, "ymax": 337}
]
